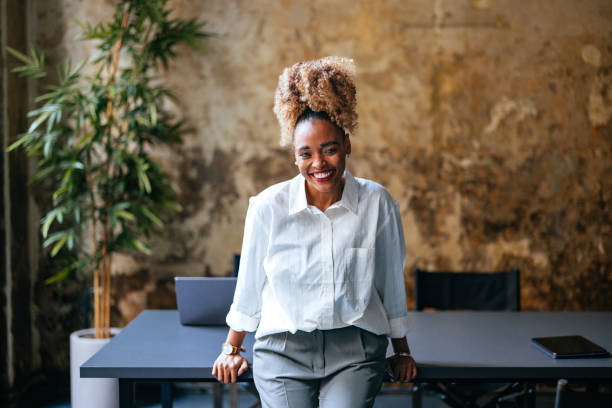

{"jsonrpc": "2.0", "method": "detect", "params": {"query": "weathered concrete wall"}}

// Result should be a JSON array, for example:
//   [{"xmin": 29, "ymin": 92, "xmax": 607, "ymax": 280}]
[{"xmin": 26, "ymin": 0, "xmax": 612, "ymax": 371}]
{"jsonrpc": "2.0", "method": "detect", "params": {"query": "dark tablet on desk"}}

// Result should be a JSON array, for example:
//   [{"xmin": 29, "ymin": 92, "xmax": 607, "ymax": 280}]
[{"xmin": 531, "ymin": 335, "xmax": 610, "ymax": 359}]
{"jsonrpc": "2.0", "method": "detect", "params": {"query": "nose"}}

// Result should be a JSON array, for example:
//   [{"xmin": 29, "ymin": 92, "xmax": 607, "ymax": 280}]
[{"xmin": 312, "ymin": 154, "xmax": 326, "ymax": 168}]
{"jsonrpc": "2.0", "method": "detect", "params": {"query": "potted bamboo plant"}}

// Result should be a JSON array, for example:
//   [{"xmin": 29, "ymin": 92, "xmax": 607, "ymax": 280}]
[{"xmin": 7, "ymin": 1, "xmax": 210, "ymax": 406}]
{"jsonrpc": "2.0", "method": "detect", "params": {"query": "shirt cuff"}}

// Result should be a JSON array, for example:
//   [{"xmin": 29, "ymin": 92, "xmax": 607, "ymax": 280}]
[
  {"xmin": 226, "ymin": 308, "xmax": 260, "ymax": 332},
  {"xmin": 388, "ymin": 315, "xmax": 411, "ymax": 338}
]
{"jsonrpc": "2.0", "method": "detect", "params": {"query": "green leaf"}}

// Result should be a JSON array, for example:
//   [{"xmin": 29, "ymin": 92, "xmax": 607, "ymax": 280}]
[
  {"xmin": 76, "ymin": 131, "xmax": 95, "ymax": 148},
  {"xmin": 113, "ymin": 202, "xmax": 130, "ymax": 211},
  {"xmin": 43, "ymin": 131, "xmax": 59, "ymax": 158},
  {"xmin": 141, "ymin": 207, "xmax": 163, "ymax": 227},
  {"xmin": 28, "ymin": 111, "xmax": 51, "ymax": 134},
  {"xmin": 64, "ymin": 56, "xmax": 72, "ymax": 81},
  {"xmin": 115, "ymin": 210, "xmax": 135, "ymax": 221},
  {"xmin": 27, "ymin": 104, "xmax": 62, "ymax": 117},
  {"xmin": 132, "ymin": 238, "xmax": 152, "ymax": 255},
  {"xmin": 52, "ymin": 184, "xmax": 70, "ymax": 201},
  {"xmin": 137, "ymin": 163, "xmax": 152, "ymax": 193},
  {"xmin": 41, "ymin": 208, "xmax": 66, "ymax": 238},
  {"xmin": 6, "ymin": 46, "xmax": 31, "ymax": 64},
  {"xmin": 44, "ymin": 267, "xmax": 71, "ymax": 284},
  {"xmin": 67, "ymin": 161, "xmax": 85, "ymax": 170},
  {"xmin": 30, "ymin": 44, "xmax": 39, "ymax": 64},
  {"xmin": 35, "ymin": 92, "xmax": 59, "ymax": 103},
  {"xmin": 50, "ymin": 235, "xmax": 68, "ymax": 257},
  {"xmin": 70, "ymin": 57, "xmax": 87, "ymax": 77},
  {"xmin": 43, "ymin": 230, "xmax": 67, "ymax": 248},
  {"xmin": 87, "ymin": 103, "xmax": 97, "ymax": 119},
  {"xmin": 31, "ymin": 165, "xmax": 55, "ymax": 183},
  {"xmin": 61, "ymin": 168, "xmax": 74, "ymax": 183},
  {"xmin": 8, "ymin": 46, "xmax": 47, "ymax": 79},
  {"xmin": 6, "ymin": 135, "xmax": 30, "ymax": 152},
  {"xmin": 41, "ymin": 211, "xmax": 57, "ymax": 238},
  {"xmin": 166, "ymin": 201, "xmax": 183, "ymax": 212},
  {"xmin": 150, "ymin": 103, "xmax": 157, "ymax": 126}
]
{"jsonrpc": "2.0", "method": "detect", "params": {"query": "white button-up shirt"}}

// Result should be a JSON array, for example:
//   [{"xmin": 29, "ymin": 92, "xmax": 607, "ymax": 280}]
[{"xmin": 226, "ymin": 171, "xmax": 410, "ymax": 339}]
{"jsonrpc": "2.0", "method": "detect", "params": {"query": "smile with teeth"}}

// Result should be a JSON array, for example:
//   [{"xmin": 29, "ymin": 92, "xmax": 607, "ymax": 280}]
[{"xmin": 311, "ymin": 169, "xmax": 334, "ymax": 181}]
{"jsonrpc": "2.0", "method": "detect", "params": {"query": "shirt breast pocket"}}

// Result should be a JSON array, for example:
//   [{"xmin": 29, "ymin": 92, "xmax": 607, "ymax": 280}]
[{"xmin": 343, "ymin": 247, "xmax": 375, "ymax": 313}]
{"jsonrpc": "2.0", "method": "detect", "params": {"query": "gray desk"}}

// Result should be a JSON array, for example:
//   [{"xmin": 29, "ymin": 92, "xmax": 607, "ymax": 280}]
[{"xmin": 81, "ymin": 311, "xmax": 612, "ymax": 407}]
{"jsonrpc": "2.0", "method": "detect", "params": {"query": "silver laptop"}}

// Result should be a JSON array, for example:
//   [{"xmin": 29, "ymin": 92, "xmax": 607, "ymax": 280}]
[{"xmin": 175, "ymin": 277, "xmax": 237, "ymax": 326}]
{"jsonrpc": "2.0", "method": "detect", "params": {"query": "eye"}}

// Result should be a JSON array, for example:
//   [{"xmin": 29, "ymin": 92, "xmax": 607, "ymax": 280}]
[
  {"xmin": 298, "ymin": 152, "xmax": 311, "ymax": 158},
  {"xmin": 324, "ymin": 148, "xmax": 337, "ymax": 155}
]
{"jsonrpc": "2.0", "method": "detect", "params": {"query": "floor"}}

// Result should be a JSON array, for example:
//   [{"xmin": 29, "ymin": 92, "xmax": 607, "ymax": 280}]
[{"xmin": 31, "ymin": 382, "xmax": 556, "ymax": 408}]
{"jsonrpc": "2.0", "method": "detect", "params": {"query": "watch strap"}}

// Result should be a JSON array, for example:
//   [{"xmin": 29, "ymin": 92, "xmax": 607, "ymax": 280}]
[{"xmin": 223, "ymin": 342, "xmax": 246, "ymax": 355}]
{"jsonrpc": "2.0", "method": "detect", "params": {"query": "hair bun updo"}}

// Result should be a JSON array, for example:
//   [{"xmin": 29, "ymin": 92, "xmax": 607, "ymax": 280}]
[{"xmin": 273, "ymin": 56, "xmax": 358, "ymax": 146}]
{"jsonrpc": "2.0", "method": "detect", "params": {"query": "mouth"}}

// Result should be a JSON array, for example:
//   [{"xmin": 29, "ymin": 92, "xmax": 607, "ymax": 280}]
[{"xmin": 309, "ymin": 169, "xmax": 335, "ymax": 182}]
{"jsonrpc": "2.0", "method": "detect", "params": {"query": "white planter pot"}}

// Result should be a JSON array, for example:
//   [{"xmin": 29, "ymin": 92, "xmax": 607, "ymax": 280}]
[{"xmin": 70, "ymin": 328, "xmax": 121, "ymax": 408}]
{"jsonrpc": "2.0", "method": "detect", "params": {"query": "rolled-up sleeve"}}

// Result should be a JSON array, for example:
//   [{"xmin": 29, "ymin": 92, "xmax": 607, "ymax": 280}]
[
  {"xmin": 226, "ymin": 197, "xmax": 269, "ymax": 332},
  {"xmin": 375, "ymin": 197, "xmax": 410, "ymax": 338}
]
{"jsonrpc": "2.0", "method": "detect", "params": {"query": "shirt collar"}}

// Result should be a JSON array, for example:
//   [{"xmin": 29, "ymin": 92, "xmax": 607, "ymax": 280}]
[
  {"xmin": 288, "ymin": 170, "xmax": 359, "ymax": 215},
  {"xmin": 288, "ymin": 173, "xmax": 309, "ymax": 215},
  {"xmin": 336, "ymin": 171, "xmax": 359, "ymax": 214}
]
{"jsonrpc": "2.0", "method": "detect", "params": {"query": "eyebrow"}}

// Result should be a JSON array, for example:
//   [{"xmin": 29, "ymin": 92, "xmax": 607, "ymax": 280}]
[{"xmin": 296, "ymin": 141, "xmax": 340, "ymax": 151}]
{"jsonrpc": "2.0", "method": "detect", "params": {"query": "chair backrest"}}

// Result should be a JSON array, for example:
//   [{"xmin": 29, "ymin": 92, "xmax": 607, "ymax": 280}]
[
  {"xmin": 554, "ymin": 379, "xmax": 612, "ymax": 408},
  {"xmin": 414, "ymin": 268, "xmax": 520, "ymax": 311},
  {"xmin": 233, "ymin": 253, "xmax": 241, "ymax": 277}
]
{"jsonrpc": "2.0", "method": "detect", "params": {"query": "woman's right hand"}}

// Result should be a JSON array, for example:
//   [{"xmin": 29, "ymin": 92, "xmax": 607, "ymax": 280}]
[{"xmin": 212, "ymin": 353, "xmax": 249, "ymax": 383}]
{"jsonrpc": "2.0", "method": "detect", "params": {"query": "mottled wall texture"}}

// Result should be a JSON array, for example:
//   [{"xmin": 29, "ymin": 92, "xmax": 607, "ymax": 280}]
[{"xmin": 21, "ymin": 0, "xmax": 612, "ymax": 371}]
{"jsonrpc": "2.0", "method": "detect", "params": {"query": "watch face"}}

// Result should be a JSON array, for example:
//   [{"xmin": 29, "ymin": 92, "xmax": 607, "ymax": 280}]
[{"xmin": 222, "ymin": 343, "xmax": 233, "ymax": 354}]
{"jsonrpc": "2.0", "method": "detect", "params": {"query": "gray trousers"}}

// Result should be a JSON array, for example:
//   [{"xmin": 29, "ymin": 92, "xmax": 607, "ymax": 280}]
[{"xmin": 253, "ymin": 326, "xmax": 388, "ymax": 408}]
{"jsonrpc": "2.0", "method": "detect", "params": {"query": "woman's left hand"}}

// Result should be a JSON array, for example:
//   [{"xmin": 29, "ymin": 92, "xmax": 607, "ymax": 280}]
[{"xmin": 386, "ymin": 354, "xmax": 417, "ymax": 383}]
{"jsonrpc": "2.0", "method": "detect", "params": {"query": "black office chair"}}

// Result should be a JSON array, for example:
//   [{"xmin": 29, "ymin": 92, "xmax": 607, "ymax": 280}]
[
  {"xmin": 554, "ymin": 379, "xmax": 612, "ymax": 408},
  {"xmin": 412, "ymin": 268, "xmax": 533, "ymax": 408}
]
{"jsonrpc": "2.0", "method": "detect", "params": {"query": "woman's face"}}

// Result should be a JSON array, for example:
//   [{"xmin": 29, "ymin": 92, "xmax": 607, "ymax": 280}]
[{"xmin": 293, "ymin": 119, "xmax": 351, "ymax": 197}]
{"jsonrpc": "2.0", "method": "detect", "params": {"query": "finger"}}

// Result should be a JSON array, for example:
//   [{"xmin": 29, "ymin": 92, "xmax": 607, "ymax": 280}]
[
  {"xmin": 212, "ymin": 363, "xmax": 217, "ymax": 377},
  {"xmin": 400, "ymin": 365, "xmax": 407, "ymax": 383},
  {"xmin": 238, "ymin": 358, "xmax": 248, "ymax": 375},
  {"xmin": 223, "ymin": 365, "xmax": 230, "ymax": 384},
  {"xmin": 403, "ymin": 363, "xmax": 411, "ymax": 382},
  {"xmin": 230, "ymin": 365, "xmax": 237, "ymax": 383},
  {"xmin": 412, "ymin": 363, "xmax": 418, "ymax": 379},
  {"xmin": 214, "ymin": 362, "xmax": 222, "ymax": 382}
]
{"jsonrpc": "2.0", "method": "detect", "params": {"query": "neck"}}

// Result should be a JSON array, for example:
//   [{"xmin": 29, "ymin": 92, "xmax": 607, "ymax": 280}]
[{"xmin": 305, "ymin": 178, "xmax": 345, "ymax": 212}]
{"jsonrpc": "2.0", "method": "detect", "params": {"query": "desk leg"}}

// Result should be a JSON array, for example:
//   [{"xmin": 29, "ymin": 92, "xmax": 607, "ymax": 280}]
[
  {"xmin": 523, "ymin": 382, "xmax": 536, "ymax": 408},
  {"xmin": 411, "ymin": 384, "xmax": 423, "ymax": 408},
  {"xmin": 229, "ymin": 383, "xmax": 238, "ymax": 408},
  {"xmin": 161, "ymin": 382, "xmax": 173, "ymax": 408},
  {"xmin": 213, "ymin": 383, "xmax": 224, "ymax": 408},
  {"xmin": 119, "ymin": 379, "xmax": 134, "ymax": 408}
]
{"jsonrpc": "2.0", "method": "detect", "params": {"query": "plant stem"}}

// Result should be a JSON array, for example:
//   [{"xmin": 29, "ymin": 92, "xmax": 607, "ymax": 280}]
[
  {"xmin": 90, "ymin": 173, "xmax": 101, "ymax": 337},
  {"xmin": 105, "ymin": 9, "xmax": 130, "ymax": 121},
  {"xmin": 96, "ymin": 6, "xmax": 130, "ymax": 339}
]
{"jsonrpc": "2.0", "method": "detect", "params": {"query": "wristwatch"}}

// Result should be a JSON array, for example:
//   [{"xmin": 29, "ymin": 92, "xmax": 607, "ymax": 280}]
[{"xmin": 222, "ymin": 342, "xmax": 246, "ymax": 355}]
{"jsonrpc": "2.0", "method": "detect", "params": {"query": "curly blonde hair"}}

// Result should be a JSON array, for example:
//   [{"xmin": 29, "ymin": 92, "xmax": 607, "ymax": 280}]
[{"xmin": 273, "ymin": 56, "xmax": 358, "ymax": 146}]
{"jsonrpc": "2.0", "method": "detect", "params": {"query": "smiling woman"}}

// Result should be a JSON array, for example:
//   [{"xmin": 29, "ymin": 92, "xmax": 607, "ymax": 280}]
[
  {"xmin": 212, "ymin": 56, "xmax": 416, "ymax": 408},
  {"xmin": 294, "ymin": 110, "xmax": 351, "ymax": 211}
]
